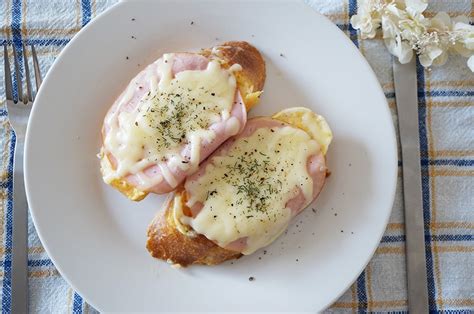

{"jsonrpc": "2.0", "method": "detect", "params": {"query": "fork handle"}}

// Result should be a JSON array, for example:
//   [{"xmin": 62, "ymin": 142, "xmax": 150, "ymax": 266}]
[{"xmin": 11, "ymin": 139, "xmax": 29, "ymax": 314}]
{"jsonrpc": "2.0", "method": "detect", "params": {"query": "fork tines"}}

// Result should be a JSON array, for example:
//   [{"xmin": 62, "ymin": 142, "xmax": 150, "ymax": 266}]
[{"xmin": 3, "ymin": 43, "xmax": 42, "ymax": 104}]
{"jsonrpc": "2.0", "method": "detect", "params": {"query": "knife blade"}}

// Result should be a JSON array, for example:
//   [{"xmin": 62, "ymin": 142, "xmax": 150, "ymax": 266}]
[{"xmin": 393, "ymin": 58, "xmax": 429, "ymax": 314}]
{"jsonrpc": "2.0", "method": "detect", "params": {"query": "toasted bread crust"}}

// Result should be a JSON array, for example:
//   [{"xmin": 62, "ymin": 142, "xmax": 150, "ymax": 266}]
[
  {"xmin": 146, "ymin": 192, "xmax": 242, "ymax": 266},
  {"xmin": 202, "ymin": 41, "xmax": 266, "ymax": 110},
  {"xmin": 102, "ymin": 41, "xmax": 265, "ymax": 201}
]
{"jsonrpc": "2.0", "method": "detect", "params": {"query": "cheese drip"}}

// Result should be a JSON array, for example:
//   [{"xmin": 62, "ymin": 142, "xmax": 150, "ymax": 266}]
[
  {"xmin": 182, "ymin": 126, "xmax": 320, "ymax": 254},
  {"xmin": 102, "ymin": 54, "xmax": 239, "ymax": 189}
]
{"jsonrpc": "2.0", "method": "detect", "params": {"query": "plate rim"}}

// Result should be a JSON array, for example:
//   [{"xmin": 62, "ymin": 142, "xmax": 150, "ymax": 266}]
[
  {"xmin": 24, "ymin": 1, "xmax": 126, "ymax": 311},
  {"xmin": 301, "ymin": 4, "xmax": 398, "ymax": 312}
]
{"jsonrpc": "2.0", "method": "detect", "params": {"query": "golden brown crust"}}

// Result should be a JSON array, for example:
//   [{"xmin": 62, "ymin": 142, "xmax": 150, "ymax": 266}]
[
  {"xmin": 102, "ymin": 41, "xmax": 266, "ymax": 201},
  {"xmin": 201, "ymin": 41, "xmax": 266, "ymax": 111},
  {"xmin": 146, "ymin": 192, "xmax": 242, "ymax": 267}
]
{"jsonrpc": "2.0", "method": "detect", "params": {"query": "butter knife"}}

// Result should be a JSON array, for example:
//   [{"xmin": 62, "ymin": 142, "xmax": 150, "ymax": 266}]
[{"xmin": 393, "ymin": 58, "xmax": 429, "ymax": 313}]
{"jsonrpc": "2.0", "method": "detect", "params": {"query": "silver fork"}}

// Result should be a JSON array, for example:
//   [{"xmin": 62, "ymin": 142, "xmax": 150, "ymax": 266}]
[{"xmin": 4, "ymin": 43, "xmax": 42, "ymax": 314}]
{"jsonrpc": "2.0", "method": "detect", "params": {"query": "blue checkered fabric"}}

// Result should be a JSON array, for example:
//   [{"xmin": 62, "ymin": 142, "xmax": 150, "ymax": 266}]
[{"xmin": 0, "ymin": 0, "xmax": 472, "ymax": 312}]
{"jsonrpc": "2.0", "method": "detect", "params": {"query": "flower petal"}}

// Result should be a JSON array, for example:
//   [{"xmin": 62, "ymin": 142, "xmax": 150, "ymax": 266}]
[
  {"xmin": 452, "ymin": 42, "xmax": 472, "ymax": 58},
  {"xmin": 350, "ymin": 14, "xmax": 362, "ymax": 29},
  {"xmin": 430, "ymin": 12, "xmax": 451, "ymax": 31},
  {"xmin": 399, "ymin": 41, "xmax": 414, "ymax": 64},
  {"xmin": 382, "ymin": 15, "xmax": 399, "ymax": 39},
  {"xmin": 453, "ymin": 22, "xmax": 474, "ymax": 32},
  {"xmin": 405, "ymin": 0, "xmax": 428, "ymax": 14},
  {"xmin": 433, "ymin": 51, "xmax": 448, "ymax": 66},
  {"xmin": 419, "ymin": 46, "xmax": 444, "ymax": 67},
  {"xmin": 468, "ymin": 55, "xmax": 474, "ymax": 72},
  {"xmin": 453, "ymin": 15, "xmax": 470, "ymax": 25},
  {"xmin": 419, "ymin": 53, "xmax": 432, "ymax": 67}
]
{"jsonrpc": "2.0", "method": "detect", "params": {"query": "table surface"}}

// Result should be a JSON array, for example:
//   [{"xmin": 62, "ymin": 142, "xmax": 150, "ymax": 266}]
[{"xmin": 0, "ymin": 0, "xmax": 473, "ymax": 313}]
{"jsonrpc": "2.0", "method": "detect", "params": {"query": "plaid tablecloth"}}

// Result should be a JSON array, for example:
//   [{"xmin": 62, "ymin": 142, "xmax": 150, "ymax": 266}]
[{"xmin": 0, "ymin": 0, "xmax": 473, "ymax": 313}]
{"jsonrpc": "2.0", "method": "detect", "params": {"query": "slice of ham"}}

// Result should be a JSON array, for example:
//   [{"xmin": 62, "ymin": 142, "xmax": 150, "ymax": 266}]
[
  {"xmin": 183, "ymin": 117, "xmax": 328, "ymax": 253},
  {"xmin": 284, "ymin": 153, "xmax": 327, "ymax": 216},
  {"xmin": 102, "ymin": 53, "xmax": 247, "ymax": 194},
  {"xmin": 224, "ymin": 237, "xmax": 248, "ymax": 252}
]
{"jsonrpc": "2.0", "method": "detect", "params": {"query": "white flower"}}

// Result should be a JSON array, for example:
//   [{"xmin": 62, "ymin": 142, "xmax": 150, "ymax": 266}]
[
  {"xmin": 398, "ymin": 13, "xmax": 427, "ymax": 42},
  {"xmin": 454, "ymin": 26, "xmax": 474, "ymax": 71},
  {"xmin": 386, "ymin": 35, "xmax": 414, "ymax": 64},
  {"xmin": 424, "ymin": 13, "xmax": 474, "ymax": 67},
  {"xmin": 350, "ymin": 14, "xmax": 380, "ymax": 39},
  {"xmin": 350, "ymin": 1, "xmax": 382, "ymax": 39},
  {"xmin": 404, "ymin": 12, "xmax": 449, "ymax": 67},
  {"xmin": 381, "ymin": 13, "xmax": 414, "ymax": 63},
  {"xmin": 453, "ymin": 22, "xmax": 474, "ymax": 51},
  {"xmin": 350, "ymin": 0, "xmax": 474, "ymax": 72},
  {"xmin": 380, "ymin": 2, "xmax": 427, "ymax": 64}
]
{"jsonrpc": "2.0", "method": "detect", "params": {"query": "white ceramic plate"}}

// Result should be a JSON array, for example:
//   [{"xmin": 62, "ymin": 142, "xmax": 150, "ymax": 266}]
[{"xmin": 25, "ymin": 0, "xmax": 397, "ymax": 312}]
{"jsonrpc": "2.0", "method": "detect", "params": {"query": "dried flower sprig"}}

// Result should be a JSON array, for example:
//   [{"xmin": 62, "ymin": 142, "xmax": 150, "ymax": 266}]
[{"xmin": 350, "ymin": 0, "xmax": 474, "ymax": 71}]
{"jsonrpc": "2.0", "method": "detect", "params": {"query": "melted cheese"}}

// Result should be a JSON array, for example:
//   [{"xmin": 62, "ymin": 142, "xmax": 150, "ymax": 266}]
[
  {"xmin": 102, "ymin": 54, "xmax": 240, "ymax": 189},
  {"xmin": 181, "ymin": 126, "xmax": 320, "ymax": 255},
  {"xmin": 172, "ymin": 194, "xmax": 197, "ymax": 238},
  {"xmin": 272, "ymin": 107, "xmax": 332, "ymax": 155}
]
